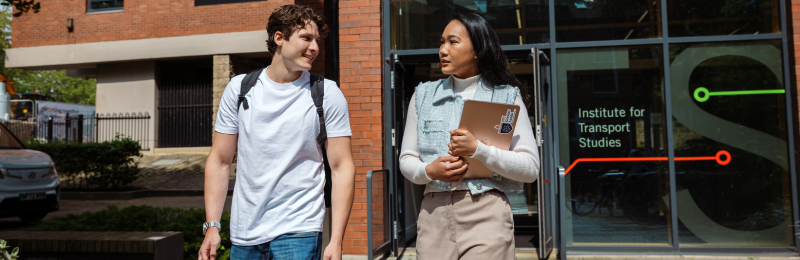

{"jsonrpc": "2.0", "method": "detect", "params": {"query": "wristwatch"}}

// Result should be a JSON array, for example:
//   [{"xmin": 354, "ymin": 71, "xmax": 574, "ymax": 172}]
[{"xmin": 203, "ymin": 221, "xmax": 222, "ymax": 235}]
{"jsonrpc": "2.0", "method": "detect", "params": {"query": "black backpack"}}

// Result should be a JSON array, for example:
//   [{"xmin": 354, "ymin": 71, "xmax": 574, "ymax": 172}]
[{"xmin": 237, "ymin": 68, "xmax": 333, "ymax": 207}]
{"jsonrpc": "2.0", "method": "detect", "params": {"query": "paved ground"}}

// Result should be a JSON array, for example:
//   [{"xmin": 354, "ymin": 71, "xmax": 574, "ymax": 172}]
[{"xmin": 133, "ymin": 153, "xmax": 236, "ymax": 190}]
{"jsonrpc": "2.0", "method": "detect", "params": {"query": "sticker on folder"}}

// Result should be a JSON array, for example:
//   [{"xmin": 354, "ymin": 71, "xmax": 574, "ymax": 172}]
[{"xmin": 495, "ymin": 109, "xmax": 517, "ymax": 134}]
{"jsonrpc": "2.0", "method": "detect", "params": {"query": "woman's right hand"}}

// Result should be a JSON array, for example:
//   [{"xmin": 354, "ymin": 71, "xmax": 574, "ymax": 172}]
[{"xmin": 425, "ymin": 156, "xmax": 468, "ymax": 182}]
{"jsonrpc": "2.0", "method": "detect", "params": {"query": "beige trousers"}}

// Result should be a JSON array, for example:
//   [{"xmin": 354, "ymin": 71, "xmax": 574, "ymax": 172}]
[{"xmin": 416, "ymin": 190, "xmax": 515, "ymax": 260}]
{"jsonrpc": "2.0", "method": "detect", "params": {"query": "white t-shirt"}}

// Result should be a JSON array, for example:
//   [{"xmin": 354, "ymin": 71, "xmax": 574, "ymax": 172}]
[{"xmin": 215, "ymin": 67, "xmax": 352, "ymax": 246}]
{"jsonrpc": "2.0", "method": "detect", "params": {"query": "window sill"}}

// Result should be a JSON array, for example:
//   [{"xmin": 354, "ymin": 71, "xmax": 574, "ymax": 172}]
[{"xmin": 86, "ymin": 9, "xmax": 124, "ymax": 15}]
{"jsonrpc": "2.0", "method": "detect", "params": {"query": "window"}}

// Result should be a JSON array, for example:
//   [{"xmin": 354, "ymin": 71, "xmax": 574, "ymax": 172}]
[
  {"xmin": 669, "ymin": 40, "xmax": 792, "ymax": 247},
  {"xmin": 554, "ymin": 0, "xmax": 662, "ymax": 42},
  {"xmin": 195, "ymin": 0, "xmax": 267, "ymax": 6},
  {"xmin": 390, "ymin": 0, "xmax": 550, "ymax": 50},
  {"xmin": 88, "ymin": 0, "xmax": 123, "ymax": 13},
  {"xmin": 557, "ymin": 45, "xmax": 671, "ymax": 245},
  {"xmin": 667, "ymin": 0, "xmax": 780, "ymax": 37}
]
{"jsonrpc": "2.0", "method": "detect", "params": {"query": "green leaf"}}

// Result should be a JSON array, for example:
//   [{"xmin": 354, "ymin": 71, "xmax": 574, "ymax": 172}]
[{"xmin": 9, "ymin": 248, "xmax": 16, "ymax": 256}]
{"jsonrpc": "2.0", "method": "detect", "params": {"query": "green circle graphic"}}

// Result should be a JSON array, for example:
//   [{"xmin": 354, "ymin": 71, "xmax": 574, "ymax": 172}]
[{"xmin": 693, "ymin": 87, "xmax": 710, "ymax": 102}]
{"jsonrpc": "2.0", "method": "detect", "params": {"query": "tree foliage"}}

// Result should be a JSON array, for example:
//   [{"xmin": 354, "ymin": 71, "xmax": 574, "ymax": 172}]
[
  {"xmin": 0, "ymin": 5, "xmax": 96, "ymax": 105},
  {"xmin": 0, "ymin": 0, "xmax": 39, "ymax": 17}
]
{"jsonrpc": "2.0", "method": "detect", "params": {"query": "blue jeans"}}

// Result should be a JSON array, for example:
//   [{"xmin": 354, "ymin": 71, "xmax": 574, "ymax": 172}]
[{"xmin": 231, "ymin": 232, "xmax": 322, "ymax": 260}]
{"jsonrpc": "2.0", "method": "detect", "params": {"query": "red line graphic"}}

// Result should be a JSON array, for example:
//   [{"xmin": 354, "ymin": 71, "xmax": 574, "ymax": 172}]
[{"xmin": 564, "ymin": 150, "xmax": 730, "ymax": 175}]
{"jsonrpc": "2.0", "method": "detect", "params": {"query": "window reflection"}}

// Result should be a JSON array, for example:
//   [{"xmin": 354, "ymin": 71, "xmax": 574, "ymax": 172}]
[
  {"xmin": 670, "ymin": 40, "xmax": 792, "ymax": 246},
  {"xmin": 554, "ymin": 0, "xmax": 661, "ymax": 42},
  {"xmin": 667, "ymin": 0, "xmax": 780, "ymax": 37},
  {"xmin": 557, "ymin": 45, "xmax": 670, "ymax": 245},
  {"xmin": 88, "ymin": 0, "xmax": 123, "ymax": 12},
  {"xmin": 557, "ymin": 46, "xmax": 670, "ymax": 245},
  {"xmin": 390, "ymin": 0, "xmax": 549, "ymax": 50}
]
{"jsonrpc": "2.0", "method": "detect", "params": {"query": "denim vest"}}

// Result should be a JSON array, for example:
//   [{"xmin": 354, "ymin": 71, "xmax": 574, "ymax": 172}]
[{"xmin": 415, "ymin": 76, "xmax": 524, "ymax": 194}]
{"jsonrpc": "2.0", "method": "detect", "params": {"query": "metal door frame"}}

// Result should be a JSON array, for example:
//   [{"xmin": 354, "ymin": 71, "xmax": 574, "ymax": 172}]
[
  {"xmin": 382, "ymin": 0, "xmax": 798, "ymax": 254},
  {"xmin": 383, "ymin": 48, "xmax": 560, "ymax": 259},
  {"xmin": 531, "ymin": 48, "xmax": 559, "ymax": 260}
]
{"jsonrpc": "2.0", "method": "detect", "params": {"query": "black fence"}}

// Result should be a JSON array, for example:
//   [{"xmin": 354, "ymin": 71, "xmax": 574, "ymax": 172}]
[{"xmin": 2, "ymin": 113, "xmax": 151, "ymax": 150}]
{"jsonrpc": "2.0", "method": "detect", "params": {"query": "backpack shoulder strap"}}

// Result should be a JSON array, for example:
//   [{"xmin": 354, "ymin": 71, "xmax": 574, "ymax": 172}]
[
  {"xmin": 309, "ymin": 73, "xmax": 333, "ymax": 207},
  {"xmin": 309, "ymin": 73, "xmax": 326, "ymax": 146},
  {"xmin": 238, "ymin": 68, "xmax": 263, "ymax": 110}
]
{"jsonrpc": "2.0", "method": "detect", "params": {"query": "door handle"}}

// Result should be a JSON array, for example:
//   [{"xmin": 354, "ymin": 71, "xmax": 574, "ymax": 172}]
[{"xmin": 385, "ymin": 54, "xmax": 405, "ymax": 71}]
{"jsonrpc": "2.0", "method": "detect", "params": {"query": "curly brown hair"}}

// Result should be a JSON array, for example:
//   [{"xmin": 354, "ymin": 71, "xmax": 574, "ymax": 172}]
[{"xmin": 266, "ymin": 4, "xmax": 329, "ymax": 53}]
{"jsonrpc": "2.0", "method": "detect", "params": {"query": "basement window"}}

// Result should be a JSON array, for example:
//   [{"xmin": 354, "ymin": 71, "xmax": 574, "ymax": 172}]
[
  {"xmin": 88, "ymin": 0, "xmax": 123, "ymax": 13},
  {"xmin": 195, "ymin": 0, "xmax": 268, "ymax": 6}
]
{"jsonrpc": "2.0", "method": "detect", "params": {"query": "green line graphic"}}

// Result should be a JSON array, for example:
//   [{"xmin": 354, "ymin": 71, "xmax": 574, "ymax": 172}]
[{"xmin": 693, "ymin": 87, "xmax": 786, "ymax": 102}]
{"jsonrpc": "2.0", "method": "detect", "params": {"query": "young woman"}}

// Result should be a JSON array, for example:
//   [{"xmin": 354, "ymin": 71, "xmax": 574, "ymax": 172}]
[{"xmin": 399, "ymin": 13, "xmax": 540, "ymax": 260}]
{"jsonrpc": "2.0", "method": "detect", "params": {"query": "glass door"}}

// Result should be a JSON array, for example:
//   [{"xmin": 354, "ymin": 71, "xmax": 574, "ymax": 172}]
[
  {"xmin": 530, "ymin": 49, "xmax": 557, "ymax": 259},
  {"xmin": 503, "ymin": 50, "xmax": 544, "ymax": 249},
  {"xmin": 388, "ymin": 54, "xmax": 416, "ymax": 254},
  {"xmin": 389, "ymin": 49, "xmax": 557, "ymax": 258},
  {"xmin": 389, "ymin": 53, "xmax": 441, "ymax": 253}
]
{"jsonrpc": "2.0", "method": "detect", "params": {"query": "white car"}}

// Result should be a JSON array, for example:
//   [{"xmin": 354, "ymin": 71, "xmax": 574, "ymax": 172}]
[{"xmin": 0, "ymin": 123, "xmax": 59, "ymax": 223}]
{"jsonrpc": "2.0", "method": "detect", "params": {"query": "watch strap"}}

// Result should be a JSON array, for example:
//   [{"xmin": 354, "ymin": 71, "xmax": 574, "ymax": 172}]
[{"xmin": 203, "ymin": 221, "xmax": 222, "ymax": 235}]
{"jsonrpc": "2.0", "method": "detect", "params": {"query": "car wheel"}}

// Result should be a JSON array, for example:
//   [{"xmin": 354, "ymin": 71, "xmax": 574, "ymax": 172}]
[{"xmin": 19, "ymin": 212, "xmax": 47, "ymax": 224}]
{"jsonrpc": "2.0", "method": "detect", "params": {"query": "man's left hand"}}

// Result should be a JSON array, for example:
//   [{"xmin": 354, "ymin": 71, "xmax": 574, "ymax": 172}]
[
  {"xmin": 448, "ymin": 129, "xmax": 479, "ymax": 157},
  {"xmin": 323, "ymin": 243, "xmax": 342, "ymax": 260}
]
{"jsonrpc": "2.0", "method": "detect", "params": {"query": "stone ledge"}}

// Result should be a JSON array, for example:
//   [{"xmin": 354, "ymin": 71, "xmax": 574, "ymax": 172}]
[{"xmin": 0, "ymin": 231, "xmax": 182, "ymax": 260}]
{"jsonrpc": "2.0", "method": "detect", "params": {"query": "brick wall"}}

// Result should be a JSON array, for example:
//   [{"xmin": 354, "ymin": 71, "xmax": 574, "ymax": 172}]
[
  {"xmin": 337, "ymin": 0, "xmax": 383, "ymax": 254},
  {"xmin": 12, "ymin": 0, "xmax": 291, "ymax": 48},
  {"xmin": 14, "ymin": 0, "xmax": 380, "ymax": 255}
]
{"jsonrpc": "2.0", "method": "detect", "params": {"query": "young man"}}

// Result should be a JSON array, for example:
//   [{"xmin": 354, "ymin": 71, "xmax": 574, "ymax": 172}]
[{"xmin": 199, "ymin": 4, "xmax": 355, "ymax": 260}]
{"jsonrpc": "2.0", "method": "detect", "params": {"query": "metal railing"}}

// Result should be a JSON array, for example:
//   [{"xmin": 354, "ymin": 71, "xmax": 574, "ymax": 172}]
[
  {"xmin": 94, "ymin": 113, "xmax": 151, "ymax": 150},
  {"xmin": 2, "ymin": 112, "xmax": 151, "ymax": 150},
  {"xmin": 367, "ymin": 169, "xmax": 391, "ymax": 260}
]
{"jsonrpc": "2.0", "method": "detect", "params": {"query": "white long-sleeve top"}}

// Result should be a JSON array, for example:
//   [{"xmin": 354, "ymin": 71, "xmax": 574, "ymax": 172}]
[{"xmin": 399, "ymin": 75, "xmax": 540, "ymax": 194}]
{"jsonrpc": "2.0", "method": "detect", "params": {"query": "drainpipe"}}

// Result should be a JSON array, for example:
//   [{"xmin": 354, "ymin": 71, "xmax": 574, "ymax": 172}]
[
  {"xmin": 325, "ymin": 0, "xmax": 339, "ymax": 84},
  {"xmin": 321, "ymin": 0, "xmax": 339, "ymax": 254}
]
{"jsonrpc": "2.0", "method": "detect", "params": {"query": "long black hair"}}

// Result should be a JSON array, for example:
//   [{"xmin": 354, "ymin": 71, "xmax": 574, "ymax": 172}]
[{"xmin": 450, "ymin": 13, "xmax": 528, "ymax": 104}]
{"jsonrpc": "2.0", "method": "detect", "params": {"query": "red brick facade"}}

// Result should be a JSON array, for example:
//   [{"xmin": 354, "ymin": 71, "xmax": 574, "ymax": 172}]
[
  {"xmin": 12, "ymin": 0, "xmax": 299, "ymax": 48},
  {"xmin": 12, "ymin": 0, "xmax": 382, "ymax": 255},
  {"xmin": 337, "ymin": 0, "xmax": 384, "ymax": 254}
]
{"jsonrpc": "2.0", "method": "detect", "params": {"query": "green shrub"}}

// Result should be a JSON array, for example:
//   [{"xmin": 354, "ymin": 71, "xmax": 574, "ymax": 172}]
[
  {"xmin": 26, "ymin": 136, "xmax": 141, "ymax": 190},
  {"xmin": 0, "ymin": 239, "xmax": 20, "ymax": 260},
  {"xmin": 32, "ymin": 205, "xmax": 232, "ymax": 260}
]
